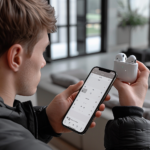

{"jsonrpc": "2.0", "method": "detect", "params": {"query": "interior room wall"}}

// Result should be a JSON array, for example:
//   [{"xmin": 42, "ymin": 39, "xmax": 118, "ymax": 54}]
[
  {"xmin": 107, "ymin": 0, "xmax": 118, "ymax": 51},
  {"xmin": 106, "ymin": 0, "xmax": 150, "ymax": 52},
  {"xmin": 107, "ymin": 0, "xmax": 129, "ymax": 52}
]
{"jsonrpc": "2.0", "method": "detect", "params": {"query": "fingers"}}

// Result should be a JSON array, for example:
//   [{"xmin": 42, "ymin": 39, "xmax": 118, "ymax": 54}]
[
  {"xmin": 104, "ymin": 94, "xmax": 110, "ymax": 101},
  {"xmin": 62, "ymin": 81, "xmax": 84, "ymax": 98},
  {"xmin": 122, "ymin": 81, "xmax": 130, "ymax": 85},
  {"xmin": 90, "ymin": 122, "xmax": 96, "ymax": 128},
  {"xmin": 133, "ymin": 69, "xmax": 141, "ymax": 84},
  {"xmin": 136, "ymin": 61, "xmax": 150, "ymax": 83},
  {"xmin": 113, "ymin": 78, "xmax": 124, "ymax": 91},
  {"xmin": 99, "ymin": 104, "xmax": 105, "ymax": 111},
  {"xmin": 95, "ymin": 111, "xmax": 102, "ymax": 117},
  {"xmin": 137, "ymin": 61, "xmax": 149, "ymax": 72},
  {"xmin": 137, "ymin": 69, "xmax": 141, "ymax": 79},
  {"xmin": 90, "ymin": 108, "xmax": 105, "ymax": 128},
  {"xmin": 90, "ymin": 110, "xmax": 104, "ymax": 128},
  {"xmin": 70, "ymin": 91, "xmax": 78, "ymax": 100}
]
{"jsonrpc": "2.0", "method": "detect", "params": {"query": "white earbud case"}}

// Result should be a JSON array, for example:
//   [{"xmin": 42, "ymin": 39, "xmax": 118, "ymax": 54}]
[{"xmin": 114, "ymin": 60, "xmax": 138, "ymax": 83}]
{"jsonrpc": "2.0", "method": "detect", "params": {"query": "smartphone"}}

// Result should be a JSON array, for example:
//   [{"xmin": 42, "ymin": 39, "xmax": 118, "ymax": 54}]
[{"xmin": 62, "ymin": 67, "xmax": 116, "ymax": 134}]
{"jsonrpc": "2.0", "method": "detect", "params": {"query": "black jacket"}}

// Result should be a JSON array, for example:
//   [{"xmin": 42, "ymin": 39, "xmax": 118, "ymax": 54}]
[
  {"xmin": 1, "ymin": 97, "xmax": 150, "ymax": 150},
  {"xmin": 105, "ymin": 106, "xmax": 150, "ymax": 150},
  {"xmin": 0, "ymin": 97, "xmax": 61, "ymax": 150}
]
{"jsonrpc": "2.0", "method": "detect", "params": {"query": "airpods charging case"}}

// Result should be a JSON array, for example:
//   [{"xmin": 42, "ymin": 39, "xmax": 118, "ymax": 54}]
[{"xmin": 114, "ymin": 60, "xmax": 138, "ymax": 83}]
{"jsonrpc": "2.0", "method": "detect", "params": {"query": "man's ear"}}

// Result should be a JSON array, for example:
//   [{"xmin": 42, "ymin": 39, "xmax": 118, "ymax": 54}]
[{"xmin": 7, "ymin": 44, "xmax": 24, "ymax": 72}]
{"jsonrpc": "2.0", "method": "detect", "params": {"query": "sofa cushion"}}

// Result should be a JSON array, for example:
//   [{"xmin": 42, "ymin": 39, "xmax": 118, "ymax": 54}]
[
  {"xmin": 59, "ymin": 69, "xmax": 87, "ymax": 80},
  {"xmin": 50, "ymin": 74, "xmax": 80, "ymax": 88}
]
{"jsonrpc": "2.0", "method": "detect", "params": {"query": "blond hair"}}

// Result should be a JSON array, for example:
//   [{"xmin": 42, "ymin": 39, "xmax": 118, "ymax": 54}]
[{"xmin": 0, "ymin": 0, "xmax": 57, "ymax": 56}]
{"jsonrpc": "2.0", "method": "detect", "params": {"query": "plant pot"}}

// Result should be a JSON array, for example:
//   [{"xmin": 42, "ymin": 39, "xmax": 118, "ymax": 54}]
[{"xmin": 117, "ymin": 24, "xmax": 149, "ymax": 48}]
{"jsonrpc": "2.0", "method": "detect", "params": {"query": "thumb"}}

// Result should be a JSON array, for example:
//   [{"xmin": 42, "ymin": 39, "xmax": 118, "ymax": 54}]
[
  {"xmin": 62, "ymin": 81, "xmax": 84, "ymax": 98},
  {"xmin": 113, "ymin": 78, "xmax": 124, "ymax": 91}
]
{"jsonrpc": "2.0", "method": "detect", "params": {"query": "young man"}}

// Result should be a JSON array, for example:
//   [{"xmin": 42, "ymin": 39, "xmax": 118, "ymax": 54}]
[
  {"xmin": 0, "ymin": 1, "xmax": 150, "ymax": 150},
  {"xmin": 0, "ymin": 1, "xmax": 109, "ymax": 150}
]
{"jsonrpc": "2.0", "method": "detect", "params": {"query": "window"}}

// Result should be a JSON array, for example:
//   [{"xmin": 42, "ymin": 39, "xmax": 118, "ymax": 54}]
[{"xmin": 45, "ymin": 0, "xmax": 108, "ymax": 62}]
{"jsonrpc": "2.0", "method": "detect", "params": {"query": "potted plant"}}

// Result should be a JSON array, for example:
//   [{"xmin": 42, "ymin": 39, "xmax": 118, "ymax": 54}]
[{"xmin": 117, "ymin": 0, "xmax": 149, "ymax": 48}]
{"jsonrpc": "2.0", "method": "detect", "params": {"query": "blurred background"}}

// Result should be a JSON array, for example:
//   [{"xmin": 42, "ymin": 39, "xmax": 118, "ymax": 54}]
[
  {"xmin": 44, "ymin": 0, "xmax": 150, "ymax": 62},
  {"xmin": 16, "ymin": 0, "xmax": 150, "ymax": 150}
]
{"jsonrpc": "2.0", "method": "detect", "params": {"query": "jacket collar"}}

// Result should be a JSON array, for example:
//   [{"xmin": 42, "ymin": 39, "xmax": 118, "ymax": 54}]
[
  {"xmin": 0, "ymin": 97, "xmax": 6, "ymax": 107},
  {"xmin": 0, "ymin": 97, "xmax": 37, "ymax": 138},
  {"xmin": 0, "ymin": 97, "xmax": 28, "ymax": 129}
]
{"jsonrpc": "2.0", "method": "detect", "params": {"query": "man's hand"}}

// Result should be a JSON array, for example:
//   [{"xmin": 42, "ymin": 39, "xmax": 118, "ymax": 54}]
[
  {"xmin": 114, "ymin": 61, "xmax": 150, "ymax": 107},
  {"xmin": 46, "ymin": 81, "xmax": 110, "ymax": 133}
]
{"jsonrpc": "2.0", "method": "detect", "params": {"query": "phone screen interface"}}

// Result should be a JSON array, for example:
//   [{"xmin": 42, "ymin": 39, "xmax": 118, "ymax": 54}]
[{"xmin": 63, "ymin": 68, "xmax": 115, "ymax": 132}]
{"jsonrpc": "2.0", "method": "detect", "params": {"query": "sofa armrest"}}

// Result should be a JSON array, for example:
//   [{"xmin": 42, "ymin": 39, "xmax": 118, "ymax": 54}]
[{"xmin": 37, "ymin": 77, "xmax": 65, "ymax": 106}]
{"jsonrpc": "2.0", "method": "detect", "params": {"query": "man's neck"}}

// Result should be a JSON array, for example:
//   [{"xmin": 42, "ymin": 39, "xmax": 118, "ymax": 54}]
[
  {"xmin": 0, "ymin": 76, "xmax": 16, "ymax": 107},
  {"xmin": 0, "ymin": 90, "xmax": 15, "ymax": 107},
  {"xmin": 0, "ymin": 56, "xmax": 16, "ymax": 107}
]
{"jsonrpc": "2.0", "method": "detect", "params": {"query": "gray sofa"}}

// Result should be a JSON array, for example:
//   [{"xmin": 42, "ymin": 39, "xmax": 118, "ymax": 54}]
[{"xmin": 37, "ymin": 70, "xmax": 150, "ymax": 150}]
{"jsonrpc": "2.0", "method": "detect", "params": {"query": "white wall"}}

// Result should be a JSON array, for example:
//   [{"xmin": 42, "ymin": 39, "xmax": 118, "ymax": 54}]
[
  {"xmin": 106, "ymin": 0, "xmax": 149, "ymax": 52},
  {"xmin": 107, "ymin": 0, "xmax": 118, "ymax": 51},
  {"xmin": 107, "ymin": 0, "xmax": 129, "ymax": 52}
]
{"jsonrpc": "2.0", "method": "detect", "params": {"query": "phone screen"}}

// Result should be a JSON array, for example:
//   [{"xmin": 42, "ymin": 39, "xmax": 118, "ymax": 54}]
[{"xmin": 62, "ymin": 67, "xmax": 116, "ymax": 134}]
